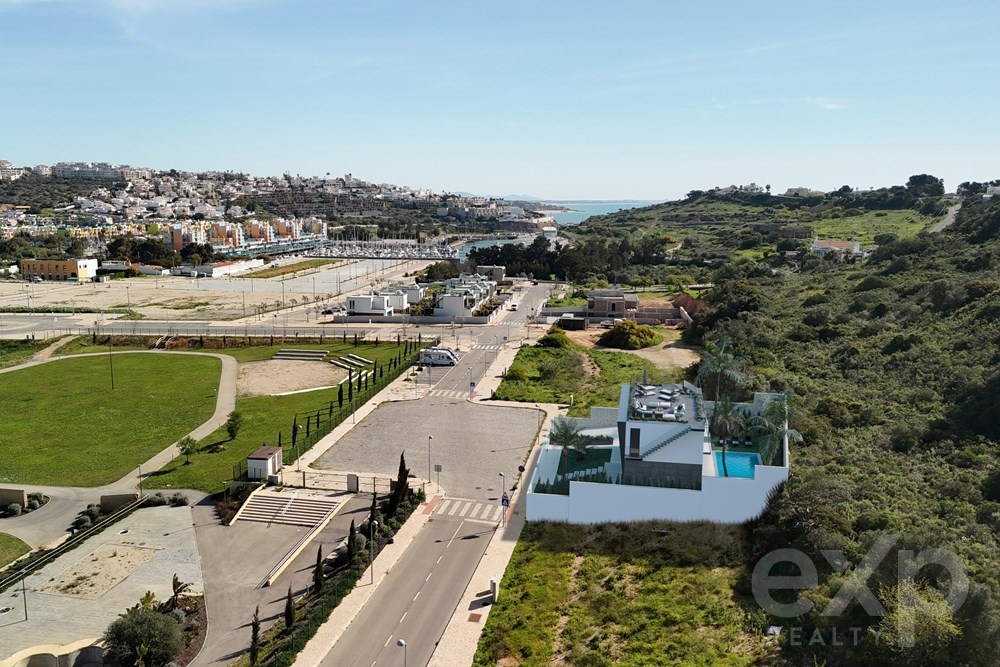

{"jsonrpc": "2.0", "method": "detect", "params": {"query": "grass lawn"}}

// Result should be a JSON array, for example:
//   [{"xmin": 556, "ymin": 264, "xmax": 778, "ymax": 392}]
[
  {"xmin": 560, "ymin": 447, "xmax": 612, "ymax": 474},
  {"xmin": 496, "ymin": 341, "xmax": 672, "ymax": 416},
  {"xmin": 243, "ymin": 259, "xmax": 337, "ymax": 279},
  {"xmin": 473, "ymin": 522, "xmax": 776, "ymax": 667},
  {"xmin": 144, "ymin": 341, "xmax": 421, "ymax": 492},
  {"xmin": 0, "ymin": 533, "xmax": 30, "ymax": 568},
  {"xmin": 0, "ymin": 354, "xmax": 220, "ymax": 486},
  {"xmin": 0, "ymin": 339, "xmax": 50, "ymax": 369},
  {"xmin": 54, "ymin": 336, "xmax": 152, "ymax": 356}
]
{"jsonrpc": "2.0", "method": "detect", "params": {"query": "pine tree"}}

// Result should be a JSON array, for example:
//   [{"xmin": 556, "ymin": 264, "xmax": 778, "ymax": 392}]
[
  {"xmin": 249, "ymin": 606, "xmax": 260, "ymax": 666},
  {"xmin": 284, "ymin": 585, "xmax": 294, "ymax": 630}
]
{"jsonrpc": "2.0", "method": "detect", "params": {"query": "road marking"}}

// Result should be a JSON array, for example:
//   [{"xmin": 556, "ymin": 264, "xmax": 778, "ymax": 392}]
[
  {"xmin": 413, "ymin": 591, "xmax": 420, "ymax": 602},
  {"xmin": 447, "ymin": 501, "xmax": 461, "ymax": 516},
  {"xmin": 437, "ymin": 499, "xmax": 451, "ymax": 514},
  {"xmin": 426, "ymin": 572, "xmax": 433, "ymax": 581},
  {"xmin": 384, "ymin": 636, "xmax": 392, "ymax": 647},
  {"xmin": 371, "ymin": 661, "xmax": 377, "ymax": 667},
  {"xmin": 458, "ymin": 501, "xmax": 471, "ymax": 517},
  {"xmin": 490, "ymin": 506, "xmax": 502, "ymax": 521},
  {"xmin": 445, "ymin": 522, "xmax": 463, "ymax": 548},
  {"xmin": 400, "ymin": 612, "xmax": 407, "ymax": 623}
]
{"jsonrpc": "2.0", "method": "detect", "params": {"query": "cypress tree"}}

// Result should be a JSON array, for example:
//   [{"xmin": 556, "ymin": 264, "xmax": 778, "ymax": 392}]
[
  {"xmin": 338, "ymin": 383, "xmax": 344, "ymax": 408},
  {"xmin": 284, "ymin": 585, "xmax": 294, "ymax": 630},
  {"xmin": 249, "ymin": 606, "xmax": 260, "ymax": 666},
  {"xmin": 313, "ymin": 545, "xmax": 324, "ymax": 594},
  {"xmin": 347, "ymin": 519, "xmax": 357, "ymax": 562}
]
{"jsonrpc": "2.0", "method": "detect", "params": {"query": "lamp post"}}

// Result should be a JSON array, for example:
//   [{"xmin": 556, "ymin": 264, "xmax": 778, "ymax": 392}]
[
  {"xmin": 370, "ymin": 519, "xmax": 378, "ymax": 584},
  {"xmin": 396, "ymin": 639, "xmax": 407, "ymax": 667},
  {"xmin": 499, "ymin": 472, "xmax": 506, "ymax": 528},
  {"xmin": 427, "ymin": 435, "xmax": 433, "ymax": 487},
  {"xmin": 125, "ymin": 284, "xmax": 130, "ymax": 308}
]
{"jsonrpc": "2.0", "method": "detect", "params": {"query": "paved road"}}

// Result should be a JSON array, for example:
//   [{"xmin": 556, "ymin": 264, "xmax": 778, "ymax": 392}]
[
  {"xmin": 931, "ymin": 202, "xmax": 961, "ymax": 232},
  {"xmin": 318, "ymin": 513, "xmax": 492, "ymax": 667}
]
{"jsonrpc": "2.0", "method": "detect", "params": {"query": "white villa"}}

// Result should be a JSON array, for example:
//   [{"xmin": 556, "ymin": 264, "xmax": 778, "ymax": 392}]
[{"xmin": 526, "ymin": 381, "xmax": 791, "ymax": 524}]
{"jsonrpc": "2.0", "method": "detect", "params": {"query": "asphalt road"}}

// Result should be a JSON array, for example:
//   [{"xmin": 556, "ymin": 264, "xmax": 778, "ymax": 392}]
[{"xmin": 318, "ymin": 514, "xmax": 493, "ymax": 667}]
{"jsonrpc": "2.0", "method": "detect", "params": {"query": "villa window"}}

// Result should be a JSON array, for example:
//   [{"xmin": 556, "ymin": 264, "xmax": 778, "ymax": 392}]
[{"xmin": 629, "ymin": 428, "xmax": 640, "ymax": 457}]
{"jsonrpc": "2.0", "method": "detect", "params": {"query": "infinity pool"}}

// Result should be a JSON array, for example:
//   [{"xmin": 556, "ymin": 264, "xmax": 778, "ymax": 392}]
[{"xmin": 715, "ymin": 451, "xmax": 760, "ymax": 478}]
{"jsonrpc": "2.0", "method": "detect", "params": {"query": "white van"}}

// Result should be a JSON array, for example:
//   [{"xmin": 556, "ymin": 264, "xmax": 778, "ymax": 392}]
[
  {"xmin": 509, "ymin": 303, "xmax": 519, "ymax": 311},
  {"xmin": 418, "ymin": 348, "xmax": 458, "ymax": 366}
]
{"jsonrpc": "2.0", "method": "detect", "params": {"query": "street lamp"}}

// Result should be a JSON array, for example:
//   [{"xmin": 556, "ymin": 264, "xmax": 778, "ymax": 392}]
[
  {"xmin": 427, "ymin": 435, "xmax": 433, "ymax": 487},
  {"xmin": 370, "ymin": 520, "xmax": 378, "ymax": 584},
  {"xmin": 125, "ymin": 285, "xmax": 130, "ymax": 308},
  {"xmin": 499, "ymin": 472, "xmax": 506, "ymax": 528},
  {"xmin": 396, "ymin": 639, "xmax": 407, "ymax": 667}
]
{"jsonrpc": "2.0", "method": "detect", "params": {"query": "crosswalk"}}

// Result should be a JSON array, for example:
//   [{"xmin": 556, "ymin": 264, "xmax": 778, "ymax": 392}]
[
  {"xmin": 473, "ymin": 343, "xmax": 502, "ymax": 351},
  {"xmin": 434, "ymin": 497, "xmax": 504, "ymax": 524},
  {"xmin": 426, "ymin": 388, "xmax": 469, "ymax": 399}
]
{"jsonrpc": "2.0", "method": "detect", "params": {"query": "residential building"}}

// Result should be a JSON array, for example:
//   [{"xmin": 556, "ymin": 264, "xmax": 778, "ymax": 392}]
[
  {"xmin": 526, "ymin": 381, "xmax": 791, "ymax": 524},
  {"xmin": 20, "ymin": 258, "xmax": 98, "ymax": 282},
  {"xmin": 586, "ymin": 289, "xmax": 639, "ymax": 320}
]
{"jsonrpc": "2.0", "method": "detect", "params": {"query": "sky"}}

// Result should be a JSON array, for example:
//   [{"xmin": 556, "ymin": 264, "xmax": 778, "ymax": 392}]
[{"xmin": 1, "ymin": 0, "xmax": 997, "ymax": 200}]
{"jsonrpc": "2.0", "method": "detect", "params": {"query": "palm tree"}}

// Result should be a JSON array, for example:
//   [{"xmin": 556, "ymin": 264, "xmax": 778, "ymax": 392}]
[
  {"xmin": 752, "ymin": 392, "xmax": 803, "ymax": 466},
  {"xmin": 695, "ymin": 337, "xmax": 746, "ymax": 402},
  {"xmin": 709, "ymin": 396, "xmax": 749, "ymax": 477},
  {"xmin": 549, "ymin": 419, "xmax": 586, "ymax": 478}
]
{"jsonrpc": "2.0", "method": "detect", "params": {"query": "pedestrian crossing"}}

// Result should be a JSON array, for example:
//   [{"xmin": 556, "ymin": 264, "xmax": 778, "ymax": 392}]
[
  {"xmin": 426, "ymin": 388, "xmax": 469, "ymax": 399},
  {"xmin": 473, "ymin": 343, "xmax": 502, "ymax": 351},
  {"xmin": 434, "ymin": 497, "xmax": 504, "ymax": 524}
]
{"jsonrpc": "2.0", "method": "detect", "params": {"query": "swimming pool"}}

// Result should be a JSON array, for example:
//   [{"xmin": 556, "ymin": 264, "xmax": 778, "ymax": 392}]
[{"xmin": 715, "ymin": 451, "xmax": 760, "ymax": 478}]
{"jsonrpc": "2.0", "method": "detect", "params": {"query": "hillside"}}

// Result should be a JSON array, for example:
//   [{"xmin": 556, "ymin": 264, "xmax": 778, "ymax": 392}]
[{"xmin": 473, "ymin": 187, "xmax": 1000, "ymax": 665}]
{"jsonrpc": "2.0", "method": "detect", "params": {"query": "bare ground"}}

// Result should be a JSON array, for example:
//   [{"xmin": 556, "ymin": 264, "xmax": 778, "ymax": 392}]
[
  {"xmin": 39, "ymin": 544, "xmax": 157, "ymax": 599},
  {"xmin": 236, "ymin": 359, "xmax": 349, "ymax": 397},
  {"xmin": 562, "ymin": 328, "xmax": 700, "ymax": 371}
]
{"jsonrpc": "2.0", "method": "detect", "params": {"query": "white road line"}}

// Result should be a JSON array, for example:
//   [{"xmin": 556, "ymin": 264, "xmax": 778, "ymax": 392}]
[
  {"xmin": 447, "ymin": 501, "xmax": 461, "ymax": 516},
  {"xmin": 413, "ymin": 591, "xmax": 420, "ymax": 602},
  {"xmin": 400, "ymin": 612, "xmax": 407, "ymax": 623},
  {"xmin": 491, "ymin": 505, "xmax": 502, "ymax": 521},
  {"xmin": 437, "ymin": 500, "xmax": 452, "ymax": 514},
  {"xmin": 445, "ymin": 522, "xmax": 463, "ymax": 548},
  {"xmin": 384, "ymin": 636, "xmax": 392, "ymax": 647},
  {"xmin": 467, "ymin": 503, "xmax": 481, "ymax": 519},
  {"xmin": 458, "ymin": 501, "xmax": 471, "ymax": 517},
  {"xmin": 371, "ymin": 661, "xmax": 377, "ymax": 667},
  {"xmin": 426, "ymin": 572, "xmax": 433, "ymax": 581}
]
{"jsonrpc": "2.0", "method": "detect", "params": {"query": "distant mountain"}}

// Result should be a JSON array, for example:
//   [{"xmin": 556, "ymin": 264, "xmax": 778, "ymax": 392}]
[{"xmin": 503, "ymin": 194, "xmax": 543, "ymax": 202}]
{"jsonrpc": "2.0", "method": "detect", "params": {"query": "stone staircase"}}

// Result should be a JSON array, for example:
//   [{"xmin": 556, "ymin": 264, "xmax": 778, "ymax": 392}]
[
  {"xmin": 237, "ymin": 492, "xmax": 341, "ymax": 526},
  {"xmin": 272, "ymin": 349, "xmax": 329, "ymax": 361}
]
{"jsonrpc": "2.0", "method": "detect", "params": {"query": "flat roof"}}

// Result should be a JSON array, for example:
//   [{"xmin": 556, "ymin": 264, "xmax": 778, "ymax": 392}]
[{"xmin": 248, "ymin": 446, "xmax": 282, "ymax": 460}]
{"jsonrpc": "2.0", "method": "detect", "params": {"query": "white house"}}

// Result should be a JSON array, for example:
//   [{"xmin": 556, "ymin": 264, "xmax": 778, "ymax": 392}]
[
  {"xmin": 347, "ymin": 294, "xmax": 394, "ymax": 316},
  {"xmin": 246, "ymin": 446, "xmax": 283, "ymax": 480},
  {"xmin": 526, "ymin": 381, "xmax": 791, "ymax": 524}
]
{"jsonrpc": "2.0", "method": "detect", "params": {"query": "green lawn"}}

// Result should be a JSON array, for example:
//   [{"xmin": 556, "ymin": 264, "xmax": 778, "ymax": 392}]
[
  {"xmin": 0, "ymin": 354, "xmax": 220, "ymax": 486},
  {"xmin": 473, "ymin": 522, "xmax": 776, "ymax": 667},
  {"xmin": 0, "ymin": 533, "xmax": 30, "ymax": 568},
  {"xmin": 0, "ymin": 339, "xmax": 49, "ymax": 369},
  {"xmin": 560, "ymin": 447, "xmax": 612, "ymax": 474},
  {"xmin": 144, "ymin": 341, "xmax": 421, "ymax": 492}
]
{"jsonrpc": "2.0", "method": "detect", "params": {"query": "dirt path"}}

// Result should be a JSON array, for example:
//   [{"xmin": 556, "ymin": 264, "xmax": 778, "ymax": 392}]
[{"xmin": 30, "ymin": 335, "xmax": 75, "ymax": 361}]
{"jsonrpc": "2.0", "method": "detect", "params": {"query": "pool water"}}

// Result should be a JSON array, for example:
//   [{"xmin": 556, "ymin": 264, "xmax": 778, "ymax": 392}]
[{"xmin": 715, "ymin": 451, "xmax": 760, "ymax": 478}]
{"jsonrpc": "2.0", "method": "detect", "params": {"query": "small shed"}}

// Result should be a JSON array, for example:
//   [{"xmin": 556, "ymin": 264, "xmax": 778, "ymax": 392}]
[{"xmin": 247, "ymin": 446, "xmax": 283, "ymax": 480}]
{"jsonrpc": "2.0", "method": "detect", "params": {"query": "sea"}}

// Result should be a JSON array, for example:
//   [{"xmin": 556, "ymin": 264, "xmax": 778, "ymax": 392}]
[{"xmin": 544, "ymin": 200, "xmax": 659, "ymax": 226}]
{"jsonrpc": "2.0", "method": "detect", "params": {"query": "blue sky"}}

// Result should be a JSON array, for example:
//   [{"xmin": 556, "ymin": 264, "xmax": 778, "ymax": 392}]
[{"xmin": 1, "ymin": 0, "xmax": 997, "ymax": 199}]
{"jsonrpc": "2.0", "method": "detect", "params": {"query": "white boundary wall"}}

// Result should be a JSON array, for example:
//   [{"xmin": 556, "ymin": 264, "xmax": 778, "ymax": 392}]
[{"xmin": 527, "ymin": 464, "xmax": 788, "ymax": 524}]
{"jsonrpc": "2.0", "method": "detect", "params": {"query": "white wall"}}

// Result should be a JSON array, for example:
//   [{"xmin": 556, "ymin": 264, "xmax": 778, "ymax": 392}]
[{"xmin": 527, "ymin": 464, "xmax": 788, "ymax": 524}]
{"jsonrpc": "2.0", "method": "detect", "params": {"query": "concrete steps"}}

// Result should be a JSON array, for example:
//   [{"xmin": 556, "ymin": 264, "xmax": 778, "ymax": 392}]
[
  {"xmin": 237, "ymin": 492, "xmax": 341, "ymax": 526},
  {"xmin": 273, "ymin": 349, "xmax": 329, "ymax": 361}
]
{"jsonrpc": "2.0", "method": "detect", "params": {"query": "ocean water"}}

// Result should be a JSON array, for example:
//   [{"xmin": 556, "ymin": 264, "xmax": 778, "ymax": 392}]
[{"xmin": 545, "ymin": 200, "xmax": 658, "ymax": 225}]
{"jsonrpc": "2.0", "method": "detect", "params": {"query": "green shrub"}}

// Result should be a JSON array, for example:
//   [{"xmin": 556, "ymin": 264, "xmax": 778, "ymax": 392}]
[
  {"xmin": 103, "ymin": 608, "xmax": 183, "ymax": 667},
  {"xmin": 597, "ymin": 320, "xmax": 663, "ymax": 350},
  {"xmin": 5, "ymin": 503, "xmax": 22, "ymax": 517},
  {"xmin": 536, "ymin": 328, "xmax": 571, "ymax": 348}
]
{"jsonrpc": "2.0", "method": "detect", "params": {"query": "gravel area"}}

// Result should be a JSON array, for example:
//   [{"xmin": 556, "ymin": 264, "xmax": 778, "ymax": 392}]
[{"xmin": 237, "ymin": 359, "xmax": 348, "ymax": 397}]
